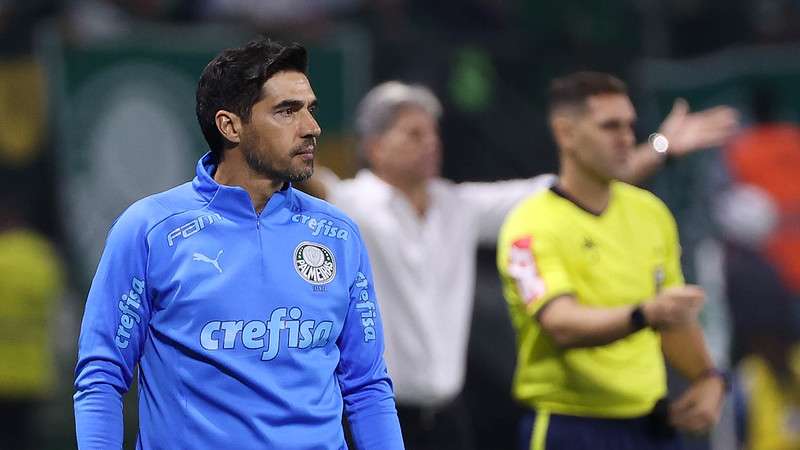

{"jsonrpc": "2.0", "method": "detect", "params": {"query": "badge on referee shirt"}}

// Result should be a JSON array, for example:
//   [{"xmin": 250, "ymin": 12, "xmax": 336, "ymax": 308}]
[
  {"xmin": 654, "ymin": 266, "xmax": 665, "ymax": 292},
  {"xmin": 508, "ymin": 236, "xmax": 546, "ymax": 305},
  {"xmin": 294, "ymin": 241, "xmax": 336, "ymax": 285}
]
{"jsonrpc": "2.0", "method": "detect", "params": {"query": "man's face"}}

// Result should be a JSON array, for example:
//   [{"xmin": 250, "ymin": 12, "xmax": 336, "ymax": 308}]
[
  {"xmin": 238, "ymin": 71, "xmax": 321, "ymax": 182},
  {"xmin": 369, "ymin": 106, "xmax": 442, "ymax": 184},
  {"xmin": 564, "ymin": 93, "xmax": 637, "ymax": 182}
]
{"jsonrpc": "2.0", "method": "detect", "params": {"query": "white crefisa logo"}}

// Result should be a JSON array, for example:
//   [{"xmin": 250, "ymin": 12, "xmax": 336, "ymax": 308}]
[{"xmin": 294, "ymin": 241, "xmax": 336, "ymax": 285}]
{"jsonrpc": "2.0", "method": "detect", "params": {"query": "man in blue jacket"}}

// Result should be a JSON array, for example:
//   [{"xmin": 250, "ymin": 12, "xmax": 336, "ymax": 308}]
[{"xmin": 73, "ymin": 37, "xmax": 404, "ymax": 450}]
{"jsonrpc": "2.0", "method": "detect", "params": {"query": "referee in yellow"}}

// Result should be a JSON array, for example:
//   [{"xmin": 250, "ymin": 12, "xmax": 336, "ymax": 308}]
[{"xmin": 497, "ymin": 72, "xmax": 727, "ymax": 450}]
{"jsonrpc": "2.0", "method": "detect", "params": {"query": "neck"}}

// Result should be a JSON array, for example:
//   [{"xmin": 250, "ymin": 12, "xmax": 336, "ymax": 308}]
[
  {"xmin": 373, "ymin": 170, "xmax": 430, "ymax": 217},
  {"xmin": 559, "ymin": 158, "xmax": 611, "ymax": 214},
  {"xmin": 214, "ymin": 150, "xmax": 284, "ymax": 214}
]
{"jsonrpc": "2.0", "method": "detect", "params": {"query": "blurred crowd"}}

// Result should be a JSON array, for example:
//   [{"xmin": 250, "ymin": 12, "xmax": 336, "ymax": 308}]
[{"xmin": 2, "ymin": 1, "xmax": 800, "ymax": 449}]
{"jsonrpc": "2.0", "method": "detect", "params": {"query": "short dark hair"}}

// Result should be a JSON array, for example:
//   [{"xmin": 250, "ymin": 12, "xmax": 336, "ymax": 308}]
[
  {"xmin": 548, "ymin": 71, "xmax": 628, "ymax": 116},
  {"xmin": 196, "ymin": 37, "xmax": 308, "ymax": 159}
]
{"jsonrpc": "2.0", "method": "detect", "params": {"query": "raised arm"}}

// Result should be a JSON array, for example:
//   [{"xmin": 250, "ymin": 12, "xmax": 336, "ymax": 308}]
[
  {"xmin": 625, "ymin": 99, "xmax": 739, "ymax": 185},
  {"xmin": 458, "ymin": 174, "xmax": 555, "ymax": 245}
]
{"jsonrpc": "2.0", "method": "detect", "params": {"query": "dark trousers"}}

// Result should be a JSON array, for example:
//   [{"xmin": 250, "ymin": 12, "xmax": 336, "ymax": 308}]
[
  {"xmin": 518, "ymin": 403, "xmax": 684, "ymax": 450},
  {"xmin": 396, "ymin": 395, "xmax": 475, "ymax": 450},
  {"xmin": 0, "ymin": 400, "xmax": 37, "ymax": 450}
]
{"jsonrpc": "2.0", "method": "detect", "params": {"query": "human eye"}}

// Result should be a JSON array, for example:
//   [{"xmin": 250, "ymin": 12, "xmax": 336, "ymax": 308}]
[
  {"xmin": 599, "ymin": 120, "xmax": 622, "ymax": 131},
  {"xmin": 408, "ymin": 128, "xmax": 425, "ymax": 141},
  {"xmin": 274, "ymin": 107, "xmax": 297, "ymax": 122}
]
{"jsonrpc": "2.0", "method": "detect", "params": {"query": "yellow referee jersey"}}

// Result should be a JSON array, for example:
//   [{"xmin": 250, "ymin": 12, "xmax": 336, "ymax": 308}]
[
  {"xmin": 0, "ymin": 229, "xmax": 63, "ymax": 398},
  {"xmin": 497, "ymin": 182, "xmax": 684, "ymax": 418}
]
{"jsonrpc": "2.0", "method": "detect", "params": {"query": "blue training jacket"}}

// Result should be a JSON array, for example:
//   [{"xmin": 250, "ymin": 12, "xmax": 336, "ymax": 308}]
[{"xmin": 74, "ymin": 153, "xmax": 403, "ymax": 450}]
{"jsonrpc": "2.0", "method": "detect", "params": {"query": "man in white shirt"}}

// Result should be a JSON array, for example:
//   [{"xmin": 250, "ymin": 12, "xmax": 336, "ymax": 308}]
[{"xmin": 304, "ymin": 81, "xmax": 738, "ymax": 450}]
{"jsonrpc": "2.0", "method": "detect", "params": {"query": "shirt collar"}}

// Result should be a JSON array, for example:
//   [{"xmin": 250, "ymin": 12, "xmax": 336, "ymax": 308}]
[{"xmin": 192, "ymin": 152, "xmax": 294, "ymax": 220}]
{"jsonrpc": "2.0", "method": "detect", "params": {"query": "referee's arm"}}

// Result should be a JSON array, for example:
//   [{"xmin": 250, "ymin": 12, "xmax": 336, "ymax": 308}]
[
  {"xmin": 538, "ymin": 285, "xmax": 704, "ymax": 348},
  {"xmin": 661, "ymin": 325, "xmax": 726, "ymax": 433}
]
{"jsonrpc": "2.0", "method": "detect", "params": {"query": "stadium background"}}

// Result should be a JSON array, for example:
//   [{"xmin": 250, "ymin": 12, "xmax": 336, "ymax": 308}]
[{"xmin": 2, "ymin": 1, "xmax": 800, "ymax": 449}]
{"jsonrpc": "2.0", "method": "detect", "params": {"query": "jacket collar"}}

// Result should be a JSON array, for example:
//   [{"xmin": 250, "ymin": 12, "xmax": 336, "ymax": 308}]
[{"xmin": 192, "ymin": 152, "xmax": 294, "ymax": 220}]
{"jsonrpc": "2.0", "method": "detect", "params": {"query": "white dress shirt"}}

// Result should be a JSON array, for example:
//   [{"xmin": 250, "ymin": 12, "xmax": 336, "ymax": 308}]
[{"xmin": 325, "ymin": 170, "xmax": 554, "ymax": 406}]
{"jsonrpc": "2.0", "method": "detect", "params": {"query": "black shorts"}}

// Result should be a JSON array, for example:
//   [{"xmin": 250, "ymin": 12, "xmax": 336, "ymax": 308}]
[{"xmin": 518, "ymin": 402, "xmax": 683, "ymax": 450}]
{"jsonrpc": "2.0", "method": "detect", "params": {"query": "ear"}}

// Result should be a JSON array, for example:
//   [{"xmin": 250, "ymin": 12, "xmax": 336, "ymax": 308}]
[
  {"xmin": 215, "ymin": 110, "xmax": 243, "ymax": 145},
  {"xmin": 362, "ymin": 135, "xmax": 383, "ymax": 168},
  {"xmin": 550, "ymin": 113, "xmax": 575, "ymax": 151}
]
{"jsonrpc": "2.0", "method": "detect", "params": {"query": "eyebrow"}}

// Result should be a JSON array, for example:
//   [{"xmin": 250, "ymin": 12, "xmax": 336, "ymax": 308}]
[
  {"xmin": 273, "ymin": 98, "xmax": 318, "ymax": 111},
  {"xmin": 598, "ymin": 117, "xmax": 636, "ymax": 127}
]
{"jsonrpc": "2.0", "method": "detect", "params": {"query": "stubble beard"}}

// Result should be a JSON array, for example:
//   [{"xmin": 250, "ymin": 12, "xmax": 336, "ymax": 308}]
[
  {"xmin": 242, "ymin": 143, "xmax": 314, "ymax": 183},
  {"xmin": 570, "ymin": 148, "xmax": 614, "ymax": 185}
]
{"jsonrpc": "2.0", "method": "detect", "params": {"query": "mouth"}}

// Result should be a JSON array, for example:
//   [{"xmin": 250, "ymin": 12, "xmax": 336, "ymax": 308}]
[
  {"xmin": 294, "ymin": 144, "xmax": 316, "ymax": 160},
  {"xmin": 616, "ymin": 147, "xmax": 632, "ymax": 161}
]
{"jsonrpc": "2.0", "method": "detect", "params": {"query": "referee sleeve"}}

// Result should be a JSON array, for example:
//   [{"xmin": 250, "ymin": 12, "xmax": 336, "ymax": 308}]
[
  {"xmin": 74, "ymin": 203, "xmax": 153, "ymax": 450},
  {"xmin": 336, "ymin": 235, "xmax": 404, "ymax": 450},
  {"xmin": 499, "ymin": 225, "xmax": 573, "ymax": 317}
]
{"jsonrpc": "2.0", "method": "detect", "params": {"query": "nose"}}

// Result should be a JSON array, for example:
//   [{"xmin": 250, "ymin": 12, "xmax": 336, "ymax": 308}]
[
  {"xmin": 301, "ymin": 110, "xmax": 322, "ymax": 139},
  {"xmin": 621, "ymin": 126, "xmax": 635, "ymax": 148},
  {"xmin": 422, "ymin": 130, "xmax": 441, "ymax": 155}
]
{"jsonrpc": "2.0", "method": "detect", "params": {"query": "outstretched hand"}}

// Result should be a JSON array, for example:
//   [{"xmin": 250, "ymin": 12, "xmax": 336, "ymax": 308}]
[{"xmin": 658, "ymin": 98, "xmax": 740, "ymax": 157}]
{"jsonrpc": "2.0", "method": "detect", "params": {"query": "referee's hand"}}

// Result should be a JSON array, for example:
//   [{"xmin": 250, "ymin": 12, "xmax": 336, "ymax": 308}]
[
  {"xmin": 668, "ymin": 373, "xmax": 726, "ymax": 434},
  {"xmin": 641, "ymin": 285, "xmax": 705, "ymax": 330}
]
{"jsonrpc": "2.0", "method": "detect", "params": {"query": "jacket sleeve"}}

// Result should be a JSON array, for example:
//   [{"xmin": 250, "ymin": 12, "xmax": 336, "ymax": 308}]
[
  {"xmin": 74, "ymin": 204, "xmax": 153, "ymax": 449},
  {"xmin": 335, "ymin": 234, "xmax": 404, "ymax": 450}
]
